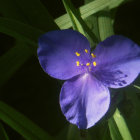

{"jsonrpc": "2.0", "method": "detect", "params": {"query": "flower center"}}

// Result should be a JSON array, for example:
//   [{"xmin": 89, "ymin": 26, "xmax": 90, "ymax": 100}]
[{"xmin": 75, "ymin": 49, "xmax": 97, "ymax": 71}]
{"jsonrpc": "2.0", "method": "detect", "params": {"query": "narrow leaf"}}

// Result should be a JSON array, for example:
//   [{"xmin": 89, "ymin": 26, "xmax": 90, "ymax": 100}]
[
  {"xmin": 62, "ymin": 0, "xmax": 85, "ymax": 35},
  {"xmin": 124, "ymin": 86, "xmax": 140, "ymax": 139},
  {"xmin": 14, "ymin": 0, "xmax": 59, "ymax": 31},
  {"xmin": 98, "ymin": 10, "xmax": 114, "ymax": 41},
  {"xmin": 62, "ymin": 0, "xmax": 98, "ymax": 46},
  {"xmin": 113, "ymin": 109, "xmax": 133, "ymax": 140},
  {"xmin": 0, "ymin": 0, "xmax": 58, "ymax": 31},
  {"xmin": 0, "ymin": 41, "xmax": 33, "ymax": 87},
  {"xmin": 55, "ymin": 0, "xmax": 125, "ymax": 29},
  {"xmin": 84, "ymin": 0, "xmax": 101, "ymax": 45},
  {"xmin": 0, "ymin": 17, "xmax": 44, "ymax": 46},
  {"xmin": 108, "ymin": 117, "xmax": 123, "ymax": 140},
  {"xmin": 0, "ymin": 101, "xmax": 53, "ymax": 140},
  {"xmin": 133, "ymin": 85, "xmax": 140, "ymax": 90},
  {"xmin": 67, "ymin": 125, "xmax": 80, "ymax": 140},
  {"xmin": 0, "ymin": 122, "xmax": 9, "ymax": 140},
  {"xmin": 0, "ymin": 0, "xmax": 27, "ymax": 22},
  {"xmin": 97, "ymin": 7, "xmax": 132, "ymax": 140},
  {"xmin": 67, "ymin": 124, "xmax": 92, "ymax": 140}
]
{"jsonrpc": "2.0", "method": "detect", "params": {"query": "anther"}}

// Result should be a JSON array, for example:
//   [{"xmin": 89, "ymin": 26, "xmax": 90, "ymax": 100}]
[
  {"xmin": 75, "ymin": 52, "xmax": 80, "ymax": 56},
  {"xmin": 86, "ymin": 63, "xmax": 90, "ymax": 66},
  {"xmin": 76, "ymin": 61, "xmax": 80, "ymax": 66},
  {"xmin": 93, "ymin": 61, "xmax": 96, "ymax": 66},
  {"xmin": 85, "ymin": 49, "xmax": 88, "ymax": 53},
  {"xmin": 91, "ymin": 53, "xmax": 96, "ymax": 58}
]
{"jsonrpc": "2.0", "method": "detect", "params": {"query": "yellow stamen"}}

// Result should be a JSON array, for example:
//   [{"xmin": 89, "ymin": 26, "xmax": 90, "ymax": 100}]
[
  {"xmin": 93, "ymin": 61, "xmax": 96, "ymax": 66},
  {"xmin": 86, "ymin": 63, "xmax": 90, "ymax": 66},
  {"xmin": 81, "ymin": 64, "xmax": 83, "ymax": 66},
  {"xmin": 91, "ymin": 53, "xmax": 96, "ymax": 58},
  {"xmin": 75, "ymin": 52, "xmax": 80, "ymax": 56},
  {"xmin": 76, "ymin": 61, "xmax": 80, "ymax": 66},
  {"xmin": 85, "ymin": 49, "xmax": 88, "ymax": 53}
]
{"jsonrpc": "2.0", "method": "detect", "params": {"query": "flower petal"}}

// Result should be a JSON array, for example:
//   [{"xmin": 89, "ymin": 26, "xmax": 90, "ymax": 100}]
[
  {"xmin": 37, "ymin": 29, "xmax": 91, "ymax": 80},
  {"xmin": 93, "ymin": 35, "xmax": 140, "ymax": 88},
  {"xmin": 60, "ymin": 73, "xmax": 110, "ymax": 129}
]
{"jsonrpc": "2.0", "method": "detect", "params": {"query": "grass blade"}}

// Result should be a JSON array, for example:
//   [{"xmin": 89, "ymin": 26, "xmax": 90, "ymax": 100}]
[
  {"xmin": 62, "ymin": 0, "xmax": 85, "ymax": 35},
  {"xmin": 0, "ymin": 18, "xmax": 42, "ymax": 86},
  {"xmin": 112, "ymin": 109, "xmax": 133, "ymax": 140},
  {"xmin": 0, "ymin": 101, "xmax": 53, "ymax": 140},
  {"xmin": 55, "ymin": 0, "xmax": 125, "ymax": 29},
  {"xmin": 0, "ymin": 122, "xmax": 9, "ymax": 140},
  {"xmin": 0, "ymin": 41, "xmax": 33, "ymax": 87},
  {"xmin": 0, "ymin": 0, "xmax": 58, "ymax": 31},
  {"xmin": 62, "ymin": 0, "xmax": 98, "ymax": 45},
  {"xmin": 84, "ymin": 0, "xmax": 101, "ymax": 46},
  {"xmin": 14, "ymin": 0, "xmax": 59, "ymax": 31},
  {"xmin": 97, "ymin": 5, "xmax": 133, "ymax": 140},
  {"xmin": 0, "ymin": 17, "xmax": 43, "ymax": 46},
  {"xmin": 98, "ymin": 10, "xmax": 114, "ymax": 41},
  {"xmin": 0, "ymin": 0, "xmax": 27, "ymax": 22},
  {"xmin": 124, "ymin": 86, "xmax": 140, "ymax": 139},
  {"xmin": 108, "ymin": 117, "xmax": 123, "ymax": 140},
  {"xmin": 133, "ymin": 85, "xmax": 140, "ymax": 90}
]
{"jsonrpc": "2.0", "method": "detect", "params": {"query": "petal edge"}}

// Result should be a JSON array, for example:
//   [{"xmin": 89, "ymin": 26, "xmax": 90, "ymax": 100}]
[
  {"xmin": 37, "ymin": 29, "xmax": 91, "ymax": 80},
  {"xmin": 60, "ymin": 73, "xmax": 110, "ymax": 129}
]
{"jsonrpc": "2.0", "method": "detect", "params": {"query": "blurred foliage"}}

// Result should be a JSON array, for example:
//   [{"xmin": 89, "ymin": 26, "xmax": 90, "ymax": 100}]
[{"xmin": 0, "ymin": 0, "xmax": 140, "ymax": 139}]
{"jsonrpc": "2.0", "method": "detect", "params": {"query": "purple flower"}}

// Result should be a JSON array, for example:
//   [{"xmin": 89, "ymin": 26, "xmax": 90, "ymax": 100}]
[{"xmin": 37, "ymin": 29, "xmax": 140, "ymax": 129}]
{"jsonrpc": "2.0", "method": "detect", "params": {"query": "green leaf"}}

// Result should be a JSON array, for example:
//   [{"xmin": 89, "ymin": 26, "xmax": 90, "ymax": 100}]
[
  {"xmin": 110, "ymin": 109, "xmax": 133, "ymax": 140},
  {"xmin": 0, "ymin": 101, "xmax": 53, "ymax": 140},
  {"xmin": 108, "ymin": 117, "xmax": 123, "ymax": 140},
  {"xmin": 67, "ymin": 124, "xmax": 92, "ymax": 140},
  {"xmin": 100, "ymin": 124, "xmax": 112, "ymax": 140},
  {"xmin": 0, "ymin": 122, "xmax": 9, "ymax": 140},
  {"xmin": 0, "ymin": 17, "xmax": 44, "ymax": 46},
  {"xmin": 55, "ymin": 0, "xmax": 125, "ymax": 29},
  {"xmin": 62, "ymin": 0, "xmax": 98, "ymax": 46},
  {"xmin": 0, "ymin": 0, "xmax": 58, "ymax": 31},
  {"xmin": 108, "ymin": 0, "xmax": 124, "ymax": 9},
  {"xmin": 0, "ymin": 41, "xmax": 33, "ymax": 87},
  {"xmin": 0, "ymin": 0, "xmax": 27, "ymax": 22},
  {"xmin": 98, "ymin": 10, "xmax": 114, "ymax": 41},
  {"xmin": 0, "ymin": 18, "xmax": 42, "ymax": 87},
  {"xmin": 62, "ymin": 0, "xmax": 85, "ymax": 35},
  {"xmin": 102, "ymin": 128, "xmax": 112, "ymax": 140},
  {"xmin": 97, "ymin": 3, "xmax": 132, "ymax": 140},
  {"xmin": 67, "ymin": 125, "xmax": 80, "ymax": 140},
  {"xmin": 13, "ymin": 0, "xmax": 59, "ymax": 31},
  {"xmin": 84, "ymin": 0, "xmax": 101, "ymax": 45},
  {"xmin": 133, "ymin": 84, "xmax": 140, "ymax": 90},
  {"xmin": 0, "ymin": 0, "xmax": 59, "ymax": 86},
  {"xmin": 55, "ymin": 126, "xmax": 68, "ymax": 140},
  {"xmin": 123, "ymin": 86, "xmax": 140, "ymax": 139}
]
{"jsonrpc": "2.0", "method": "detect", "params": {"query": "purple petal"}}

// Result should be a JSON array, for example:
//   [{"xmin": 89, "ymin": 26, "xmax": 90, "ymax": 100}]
[
  {"xmin": 60, "ymin": 73, "xmax": 110, "ymax": 129},
  {"xmin": 37, "ymin": 29, "xmax": 91, "ymax": 80},
  {"xmin": 93, "ymin": 35, "xmax": 140, "ymax": 88}
]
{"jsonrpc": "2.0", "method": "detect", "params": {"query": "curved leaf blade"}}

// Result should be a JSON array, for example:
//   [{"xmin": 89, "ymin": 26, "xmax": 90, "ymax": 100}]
[
  {"xmin": 0, "ymin": 101, "xmax": 53, "ymax": 140},
  {"xmin": 0, "ymin": 122, "xmax": 9, "ymax": 140}
]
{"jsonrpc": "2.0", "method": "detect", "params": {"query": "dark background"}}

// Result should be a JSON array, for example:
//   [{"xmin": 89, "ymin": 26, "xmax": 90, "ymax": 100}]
[{"xmin": 0, "ymin": 0, "xmax": 140, "ymax": 139}]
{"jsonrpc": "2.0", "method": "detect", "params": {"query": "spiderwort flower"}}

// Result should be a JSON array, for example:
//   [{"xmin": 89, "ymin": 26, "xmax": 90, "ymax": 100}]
[{"xmin": 37, "ymin": 29, "xmax": 140, "ymax": 129}]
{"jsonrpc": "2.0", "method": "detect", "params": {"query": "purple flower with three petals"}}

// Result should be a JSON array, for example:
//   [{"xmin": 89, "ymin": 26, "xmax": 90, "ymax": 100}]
[{"xmin": 37, "ymin": 29, "xmax": 140, "ymax": 129}]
